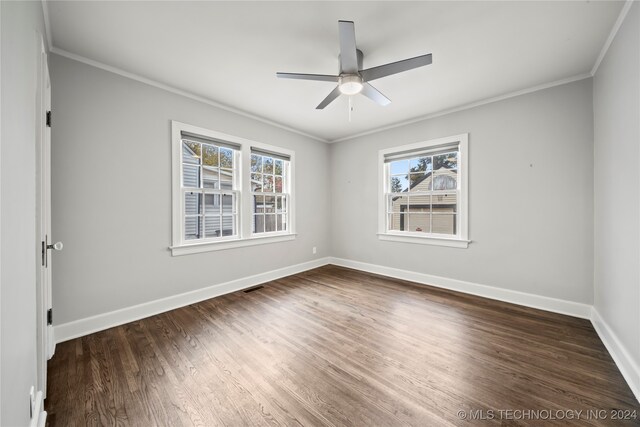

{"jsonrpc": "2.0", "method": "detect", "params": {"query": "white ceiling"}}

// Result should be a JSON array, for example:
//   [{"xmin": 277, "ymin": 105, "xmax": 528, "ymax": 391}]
[{"xmin": 46, "ymin": 1, "xmax": 624, "ymax": 142}]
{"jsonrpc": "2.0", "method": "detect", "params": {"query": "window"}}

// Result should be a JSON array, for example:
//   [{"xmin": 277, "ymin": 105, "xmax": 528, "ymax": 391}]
[
  {"xmin": 378, "ymin": 134, "xmax": 469, "ymax": 248},
  {"xmin": 250, "ymin": 149, "xmax": 290, "ymax": 234},
  {"xmin": 181, "ymin": 134, "xmax": 239, "ymax": 241},
  {"xmin": 171, "ymin": 121, "xmax": 295, "ymax": 255}
]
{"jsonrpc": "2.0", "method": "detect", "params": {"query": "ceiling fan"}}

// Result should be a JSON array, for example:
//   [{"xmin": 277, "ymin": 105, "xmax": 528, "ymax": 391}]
[{"xmin": 277, "ymin": 20, "xmax": 433, "ymax": 110}]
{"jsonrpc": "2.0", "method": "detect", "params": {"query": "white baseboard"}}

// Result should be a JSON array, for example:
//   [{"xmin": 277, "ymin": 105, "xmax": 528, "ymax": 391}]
[
  {"xmin": 329, "ymin": 257, "xmax": 592, "ymax": 319},
  {"xmin": 54, "ymin": 257, "xmax": 330, "ymax": 343},
  {"xmin": 28, "ymin": 390, "xmax": 46, "ymax": 427},
  {"xmin": 591, "ymin": 307, "xmax": 640, "ymax": 403}
]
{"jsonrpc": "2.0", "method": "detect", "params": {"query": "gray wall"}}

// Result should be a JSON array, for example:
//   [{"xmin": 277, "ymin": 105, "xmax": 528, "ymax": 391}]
[
  {"xmin": 593, "ymin": 3, "xmax": 640, "ymax": 366},
  {"xmin": 50, "ymin": 54, "xmax": 331, "ymax": 324},
  {"xmin": 330, "ymin": 79, "xmax": 594, "ymax": 304},
  {"xmin": 1, "ymin": 1, "xmax": 47, "ymax": 425}
]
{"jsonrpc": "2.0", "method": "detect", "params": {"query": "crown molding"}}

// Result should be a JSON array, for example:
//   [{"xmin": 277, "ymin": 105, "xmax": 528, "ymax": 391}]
[
  {"xmin": 329, "ymin": 73, "xmax": 592, "ymax": 143},
  {"xmin": 591, "ymin": 0, "xmax": 635, "ymax": 76},
  {"xmin": 50, "ymin": 47, "xmax": 329, "ymax": 143},
  {"xmin": 42, "ymin": 0, "xmax": 630, "ymax": 145},
  {"xmin": 41, "ymin": 0, "xmax": 52, "ymax": 51}
]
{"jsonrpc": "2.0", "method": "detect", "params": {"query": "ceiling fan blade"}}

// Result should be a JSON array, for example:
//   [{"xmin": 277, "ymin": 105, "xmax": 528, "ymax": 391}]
[
  {"xmin": 360, "ymin": 54, "xmax": 433, "ymax": 82},
  {"xmin": 316, "ymin": 86, "xmax": 342, "ymax": 109},
  {"xmin": 360, "ymin": 83, "xmax": 391, "ymax": 106},
  {"xmin": 276, "ymin": 72, "xmax": 339, "ymax": 82},
  {"xmin": 338, "ymin": 20, "xmax": 358, "ymax": 73}
]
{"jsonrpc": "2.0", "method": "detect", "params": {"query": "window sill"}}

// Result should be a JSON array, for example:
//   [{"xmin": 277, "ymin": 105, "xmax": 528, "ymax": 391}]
[
  {"xmin": 170, "ymin": 233, "xmax": 296, "ymax": 256},
  {"xmin": 377, "ymin": 232, "xmax": 470, "ymax": 248}
]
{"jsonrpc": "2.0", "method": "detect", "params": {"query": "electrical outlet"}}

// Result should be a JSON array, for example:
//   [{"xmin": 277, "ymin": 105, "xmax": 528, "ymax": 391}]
[
  {"xmin": 29, "ymin": 386, "xmax": 35, "ymax": 418},
  {"xmin": 312, "ymin": 246, "xmax": 317, "ymax": 254}
]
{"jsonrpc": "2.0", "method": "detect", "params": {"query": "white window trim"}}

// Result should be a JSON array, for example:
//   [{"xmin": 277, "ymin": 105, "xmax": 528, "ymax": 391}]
[
  {"xmin": 378, "ymin": 133, "xmax": 470, "ymax": 249},
  {"xmin": 171, "ymin": 121, "xmax": 296, "ymax": 256},
  {"xmin": 249, "ymin": 151, "xmax": 291, "ymax": 236}
]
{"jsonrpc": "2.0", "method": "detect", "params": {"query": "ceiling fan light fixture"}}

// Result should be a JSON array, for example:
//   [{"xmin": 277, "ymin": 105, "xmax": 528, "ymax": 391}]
[{"xmin": 339, "ymin": 75, "xmax": 363, "ymax": 95}]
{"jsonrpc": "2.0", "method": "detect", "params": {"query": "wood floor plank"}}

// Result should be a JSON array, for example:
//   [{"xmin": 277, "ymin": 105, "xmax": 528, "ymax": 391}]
[{"xmin": 47, "ymin": 265, "xmax": 639, "ymax": 426}]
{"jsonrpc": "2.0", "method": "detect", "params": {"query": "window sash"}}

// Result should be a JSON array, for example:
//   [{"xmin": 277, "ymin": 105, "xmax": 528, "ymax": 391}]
[
  {"xmin": 251, "ymin": 193, "xmax": 289, "ymax": 234},
  {"xmin": 182, "ymin": 189, "xmax": 239, "ymax": 241}
]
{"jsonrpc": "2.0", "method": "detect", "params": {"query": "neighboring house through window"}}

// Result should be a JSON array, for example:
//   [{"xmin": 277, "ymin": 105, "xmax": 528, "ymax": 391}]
[
  {"xmin": 379, "ymin": 134, "xmax": 469, "ymax": 248},
  {"xmin": 171, "ymin": 121, "xmax": 295, "ymax": 255}
]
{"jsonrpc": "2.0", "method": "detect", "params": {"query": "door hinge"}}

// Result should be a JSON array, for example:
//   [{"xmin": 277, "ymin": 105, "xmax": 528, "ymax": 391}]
[
  {"xmin": 47, "ymin": 309, "xmax": 53, "ymax": 325},
  {"xmin": 41, "ymin": 241, "xmax": 46, "ymax": 266},
  {"xmin": 46, "ymin": 111, "xmax": 52, "ymax": 128}
]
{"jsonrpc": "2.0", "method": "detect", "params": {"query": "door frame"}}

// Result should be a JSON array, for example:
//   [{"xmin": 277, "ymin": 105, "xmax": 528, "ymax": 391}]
[{"xmin": 35, "ymin": 36, "xmax": 55, "ymax": 398}]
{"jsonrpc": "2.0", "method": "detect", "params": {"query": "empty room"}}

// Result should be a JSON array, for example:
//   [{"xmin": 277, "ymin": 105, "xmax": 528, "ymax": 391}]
[{"xmin": 1, "ymin": 0, "xmax": 639, "ymax": 425}]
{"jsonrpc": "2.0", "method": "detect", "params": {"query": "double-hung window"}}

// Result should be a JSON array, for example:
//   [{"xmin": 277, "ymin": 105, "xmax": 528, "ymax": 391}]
[
  {"xmin": 181, "ymin": 133, "xmax": 239, "ymax": 241},
  {"xmin": 251, "ymin": 149, "xmax": 290, "ymax": 234},
  {"xmin": 171, "ymin": 121, "xmax": 295, "ymax": 255},
  {"xmin": 379, "ymin": 134, "xmax": 469, "ymax": 248}
]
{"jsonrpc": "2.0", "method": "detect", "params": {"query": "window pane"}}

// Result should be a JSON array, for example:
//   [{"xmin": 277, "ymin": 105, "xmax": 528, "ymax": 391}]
[
  {"xmin": 185, "ymin": 216, "xmax": 202, "ymax": 240},
  {"xmin": 275, "ymin": 176, "xmax": 283, "ymax": 193},
  {"xmin": 253, "ymin": 214, "xmax": 264, "ymax": 233},
  {"xmin": 264, "ymin": 195, "xmax": 275, "ymax": 213},
  {"xmin": 202, "ymin": 144, "xmax": 218, "ymax": 167},
  {"xmin": 409, "ymin": 156, "xmax": 431, "ymax": 173},
  {"xmin": 219, "ymin": 148, "xmax": 233, "ymax": 168},
  {"xmin": 204, "ymin": 215, "xmax": 221, "ymax": 238},
  {"xmin": 433, "ymin": 152, "xmax": 458, "ymax": 170},
  {"xmin": 388, "ymin": 213, "xmax": 405, "ymax": 231},
  {"xmin": 389, "ymin": 194, "xmax": 408, "ymax": 214},
  {"xmin": 263, "ymin": 157, "xmax": 274, "ymax": 174},
  {"xmin": 432, "ymin": 193, "xmax": 457, "ymax": 213},
  {"xmin": 221, "ymin": 215, "xmax": 234, "ymax": 236},
  {"xmin": 408, "ymin": 195, "xmax": 431, "ymax": 212},
  {"xmin": 265, "ymin": 214, "xmax": 276, "ymax": 232},
  {"xmin": 263, "ymin": 175, "xmax": 274, "ymax": 193},
  {"xmin": 254, "ymin": 195, "xmax": 265, "ymax": 213},
  {"xmin": 276, "ymin": 214, "xmax": 286, "ymax": 231},
  {"xmin": 274, "ymin": 159, "xmax": 283, "ymax": 176},
  {"xmin": 433, "ymin": 172, "xmax": 457, "ymax": 190},
  {"xmin": 409, "ymin": 172, "xmax": 426, "ymax": 190},
  {"xmin": 390, "ymin": 160, "xmax": 408, "ymax": 175},
  {"xmin": 220, "ymin": 170, "xmax": 233, "ymax": 190},
  {"xmin": 251, "ymin": 154, "xmax": 262, "ymax": 173},
  {"xmin": 182, "ymin": 141, "xmax": 201, "ymax": 164},
  {"xmin": 202, "ymin": 167, "xmax": 218, "ymax": 189},
  {"xmin": 432, "ymin": 214, "xmax": 456, "ymax": 235},
  {"xmin": 183, "ymin": 164, "xmax": 200, "ymax": 188},
  {"xmin": 205, "ymin": 194, "xmax": 220, "ymax": 215},
  {"xmin": 252, "ymin": 173, "xmax": 262, "ymax": 192},
  {"xmin": 407, "ymin": 213, "xmax": 431, "ymax": 233},
  {"xmin": 390, "ymin": 175, "xmax": 408, "ymax": 193},
  {"xmin": 184, "ymin": 192, "xmax": 202, "ymax": 215},
  {"xmin": 222, "ymin": 194, "xmax": 234, "ymax": 214}
]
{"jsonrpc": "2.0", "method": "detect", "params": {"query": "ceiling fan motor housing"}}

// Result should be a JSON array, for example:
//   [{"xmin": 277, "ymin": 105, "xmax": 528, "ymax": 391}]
[{"xmin": 339, "ymin": 75, "xmax": 364, "ymax": 95}]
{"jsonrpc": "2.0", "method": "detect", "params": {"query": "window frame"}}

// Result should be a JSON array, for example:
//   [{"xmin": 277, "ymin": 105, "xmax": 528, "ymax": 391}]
[
  {"xmin": 181, "ymin": 138, "xmax": 241, "ymax": 243},
  {"xmin": 250, "ymin": 151, "xmax": 291, "ymax": 236},
  {"xmin": 171, "ymin": 121, "xmax": 296, "ymax": 256},
  {"xmin": 378, "ymin": 133, "xmax": 469, "ymax": 248}
]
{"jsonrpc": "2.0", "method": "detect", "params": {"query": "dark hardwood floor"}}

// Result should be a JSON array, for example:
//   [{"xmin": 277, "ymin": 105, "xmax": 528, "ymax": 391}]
[{"xmin": 46, "ymin": 265, "xmax": 639, "ymax": 426}]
